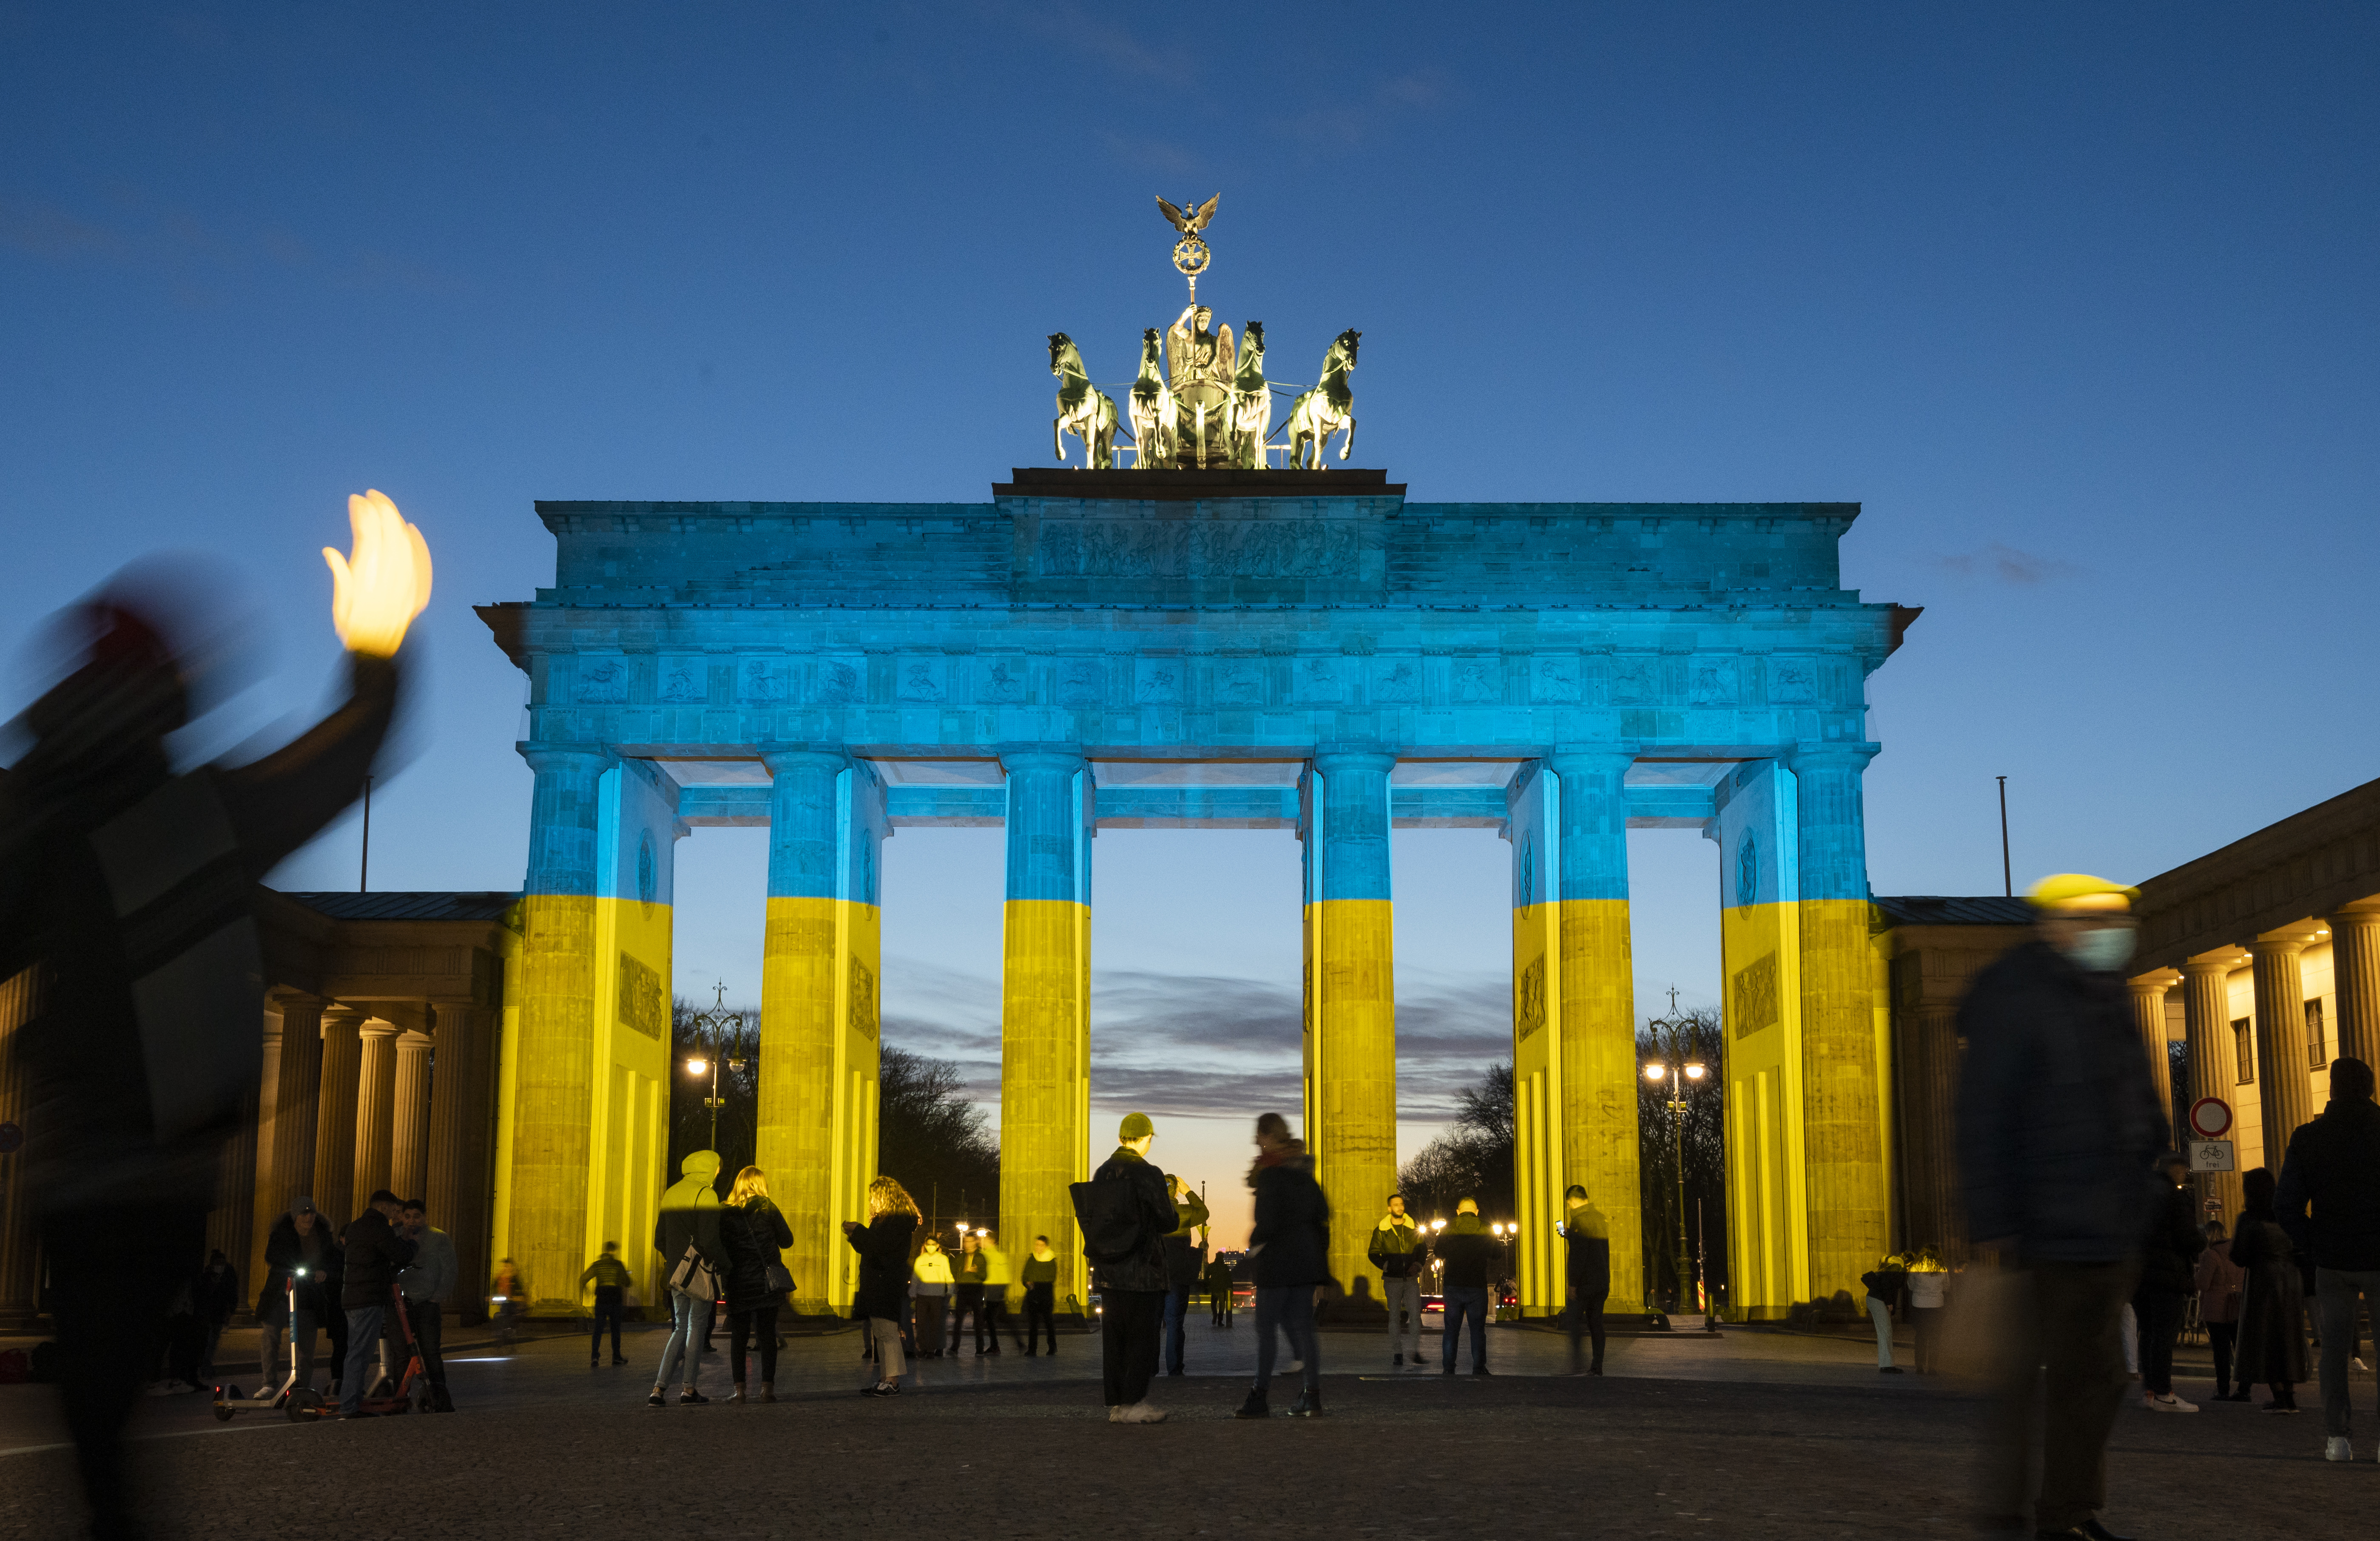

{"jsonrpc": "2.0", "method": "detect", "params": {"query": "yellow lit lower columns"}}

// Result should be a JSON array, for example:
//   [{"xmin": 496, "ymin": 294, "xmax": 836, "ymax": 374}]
[
  {"xmin": 1302, "ymin": 750, "xmax": 1400, "ymax": 1314},
  {"xmin": 1506, "ymin": 752, "xmax": 1643, "ymax": 1317},
  {"xmin": 999, "ymin": 751, "xmax": 1092, "ymax": 1316},
  {"xmin": 495, "ymin": 749, "xmax": 679, "ymax": 1314},
  {"xmin": 757, "ymin": 749, "xmax": 886, "ymax": 1318}
]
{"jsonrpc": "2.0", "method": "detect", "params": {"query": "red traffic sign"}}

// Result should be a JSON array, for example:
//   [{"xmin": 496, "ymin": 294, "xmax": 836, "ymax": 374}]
[{"xmin": 2188, "ymin": 1097, "xmax": 2233, "ymax": 1140}]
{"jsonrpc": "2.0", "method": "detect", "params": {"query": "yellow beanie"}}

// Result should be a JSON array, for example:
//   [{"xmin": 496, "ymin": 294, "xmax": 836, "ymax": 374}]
[{"xmin": 2026, "ymin": 873, "xmax": 2140, "ymax": 913}]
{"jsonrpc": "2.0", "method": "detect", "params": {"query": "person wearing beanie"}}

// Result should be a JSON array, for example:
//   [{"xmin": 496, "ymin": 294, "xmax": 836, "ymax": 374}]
[
  {"xmin": 1367, "ymin": 1193, "xmax": 1426, "ymax": 1369},
  {"xmin": 1083, "ymin": 1112, "xmax": 1175, "ymax": 1423},
  {"xmin": 1956, "ymin": 873, "xmax": 2164, "ymax": 1541}
]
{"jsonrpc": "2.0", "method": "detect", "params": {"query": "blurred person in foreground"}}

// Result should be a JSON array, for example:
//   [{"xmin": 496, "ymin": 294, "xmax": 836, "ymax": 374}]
[
  {"xmin": 1956, "ymin": 874, "xmax": 2164, "ymax": 1541},
  {"xmin": 0, "ymin": 493, "xmax": 428, "ymax": 1537}
]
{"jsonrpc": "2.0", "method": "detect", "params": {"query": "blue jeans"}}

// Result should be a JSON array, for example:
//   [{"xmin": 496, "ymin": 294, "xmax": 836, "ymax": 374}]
[
  {"xmin": 654, "ymin": 1286, "xmax": 712, "ymax": 1391},
  {"xmin": 1162, "ymin": 1285, "xmax": 1191, "ymax": 1373},
  {"xmin": 338, "ymin": 1305, "xmax": 384, "ymax": 1413},
  {"xmin": 1254, "ymin": 1284, "xmax": 1319, "ymax": 1393},
  {"xmin": 1441, "ymin": 1285, "xmax": 1489, "ymax": 1371}
]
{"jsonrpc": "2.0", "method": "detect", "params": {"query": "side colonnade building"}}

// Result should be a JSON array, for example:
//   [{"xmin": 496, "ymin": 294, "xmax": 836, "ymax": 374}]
[{"xmin": 472, "ymin": 467, "xmax": 1920, "ymax": 1322}]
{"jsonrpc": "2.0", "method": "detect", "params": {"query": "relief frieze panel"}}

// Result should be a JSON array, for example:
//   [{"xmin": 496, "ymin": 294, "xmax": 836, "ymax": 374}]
[{"xmin": 1035, "ymin": 518, "xmax": 1359, "ymax": 579}]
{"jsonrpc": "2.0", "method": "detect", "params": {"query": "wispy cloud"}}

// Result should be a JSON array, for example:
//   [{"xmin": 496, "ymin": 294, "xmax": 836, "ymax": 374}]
[{"xmin": 1936, "ymin": 543, "xmax": 2084, "ymax": 585}]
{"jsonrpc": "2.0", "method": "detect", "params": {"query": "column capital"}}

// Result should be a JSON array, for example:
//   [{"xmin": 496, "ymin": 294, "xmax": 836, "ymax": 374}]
[
  {"xmin": 321, "ymin": 1004, "xmax": 369, "ymax": 1026},
  {"xmin": 2127, "ymin": 970, "xmax": 2182, "ymax": 996},
  {"xmin": 2249, "ymin": 933, "xmax": 2311, "ymax": 958},
  {"xmin": 395, "ymin": 1029, "xmax": 433, "ymax": 1052},
  {"xmin": 1546, "ymin": 747, "xmax": 1636, "ymax": 776},
  {"xmin": 1311, "ymin": 746, "xmax": 1397, "ymax": 776},
  {"xmin": 998, "ymin": 746, "xmax": 1088, "ymax": 775},
  {"xmin": 2183, "ymin": 951, "xmax": 2247, "ymax": 976},
  {"xmin": 518, "ymin": 743, "xmax": 614, "ymax": 777},
  {"xmin": 356, "ymin": 1016, "xmax": 400, "ymax": 1041},
  {"xmin": 1782, "ymin": 742, "xmax": 1880, "ymax": 774},
  {"xmin": 759, "ymin": 745, "xmax": 850, "ymax": 776}
]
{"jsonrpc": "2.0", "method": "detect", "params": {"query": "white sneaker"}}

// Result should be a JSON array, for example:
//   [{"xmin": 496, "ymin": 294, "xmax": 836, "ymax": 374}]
[
  {"xmin": 1107, "ymin": 1405, "xmax": 1123, "ymax": 1423},
  {"xmin": 1120, "ymin": 1400, "xmax": 1167, "ymax": 1424},
  {"xmin": 2148, "ymin": 1394, "xmax": 2198, "ymax": 1413},
  {"xmin": 2327, "ymin": 1436, "xmax": 2353, "ymax": 1462}
]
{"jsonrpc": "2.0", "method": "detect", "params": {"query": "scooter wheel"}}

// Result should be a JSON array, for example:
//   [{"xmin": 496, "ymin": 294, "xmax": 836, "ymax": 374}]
[
  {"xmin": 284, "ymin": 1387, "xmax": 321, "ymax": 1423},
  {"xmin": 213, "ymin": 1401, "xmax": 235, "ymax": 1422}
]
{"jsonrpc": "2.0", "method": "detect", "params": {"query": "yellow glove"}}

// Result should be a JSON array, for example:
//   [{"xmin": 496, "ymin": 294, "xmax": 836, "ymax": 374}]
[{"xmin": 323, "ymin": 489, "xmax": 433, "ymax": 657}]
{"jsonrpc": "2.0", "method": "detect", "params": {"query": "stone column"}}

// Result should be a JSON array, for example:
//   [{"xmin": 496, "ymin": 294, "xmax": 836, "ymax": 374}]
[
  {"xmin": 2249, "ymin": 936, "xmax": 2315, "ymax": 1157},
  {"xmin": 313, "ymin": 1006, "xmax": 365, "ymax": 1227},
  {"xmin": 391, "ymin": 1030, "xmax": 433, "ymax": 1202},
  {"xmin": 2180, "ymin": 956, "xmax": 2242, "ymax": 1223},
  {"xmin": 506, "ymin": 746, "xmax": 609, "ymax": 1316},
  {"xmin": 2329, "ymin": 908, "xmax": 2380, "ymax": 1072},
  {"xmin": 352, "ymin": 1019, "xmax": 400, "ymax": 1205},
  {"xmin": 758, "ymin": 748, "xmax": 887, "ymax": 1317},
  {"xmin": 1302, "ymin": 749, "xmax": 1399, "ymax": 1312},
  {"xmin": 2128, "ymin": 974, "xmax": 2178, "ymax": 1144},
  {"xmin": 266, "ymin": 996, "xmax": 326, "ymax": 1242},
  {"xmin": 999, "ymin": 750, "xmax": 1092, "ymax": 1317},
  {"xmin": 426, "ymin": 1001, "xmax": 494, "ymax": 1320},
  {"xmin": 1548, "ymin": 750, "xmax": 1642, "ymax": 1311},
  {"xmin": 205, "ymin": 1057, "xmax": 261, "ymax": 1287},
  {"xmin": 1783, "ymin": 744, "xmax": 1889, "ymax": 1307},
  {"xmin": 245, "ymin": 1010, "xmax": 284, "ymax": 1299}
]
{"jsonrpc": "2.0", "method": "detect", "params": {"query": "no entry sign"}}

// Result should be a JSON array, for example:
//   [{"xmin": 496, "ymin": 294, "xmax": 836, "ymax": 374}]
[{"xmin": 2188, "ymin": 1097, "xmax": 2233, "ymax": 1140}]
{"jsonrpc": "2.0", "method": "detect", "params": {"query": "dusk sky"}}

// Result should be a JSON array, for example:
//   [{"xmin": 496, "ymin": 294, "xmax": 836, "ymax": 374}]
[{"xmin": 5, "ymin": 5, "xmax": 2374, "ymax": 1237}]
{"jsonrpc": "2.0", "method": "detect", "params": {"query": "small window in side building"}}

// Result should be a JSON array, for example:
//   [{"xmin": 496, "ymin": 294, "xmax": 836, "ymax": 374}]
[
  {"xmin": 2233, "ymin": 1018, "xmax": 2256, "ymax": 1084},
  {"xmin": 2305, "ymin": 998, "xmax": 2328, "ymax": 1070}
]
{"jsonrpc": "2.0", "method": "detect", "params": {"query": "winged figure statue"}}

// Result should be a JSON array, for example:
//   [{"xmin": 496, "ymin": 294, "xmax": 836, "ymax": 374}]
[{"xmin": 1156, "ymin": 194, "xmax": 1220, "ymax": 235}]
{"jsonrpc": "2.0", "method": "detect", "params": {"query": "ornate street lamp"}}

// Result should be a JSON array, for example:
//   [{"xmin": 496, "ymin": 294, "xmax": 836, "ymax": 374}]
[
  {"xmin": 683, "ymin": 981, "xmax": 749, "ymax": 1151},
  {"xmin": 1642, "ymin": 988, "xmax": 1708, "ymax": 1317}
]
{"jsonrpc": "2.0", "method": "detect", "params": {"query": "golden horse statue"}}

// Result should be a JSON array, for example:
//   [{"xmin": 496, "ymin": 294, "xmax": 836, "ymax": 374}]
[
  {"xmin": 1048, "ymin": 332, "xmax": 1117, "ymax": 470},
  {"xmin": 1128, "ymin": 329, "xmax": 1176, "ymax": 470},
  {"xmin": 1284, "ymin": 329, "xmax": 1359, "ymax": 469},
  {"xmin": 1228, "ymin": 321, "xmax": 1270, "ymax": 470}
]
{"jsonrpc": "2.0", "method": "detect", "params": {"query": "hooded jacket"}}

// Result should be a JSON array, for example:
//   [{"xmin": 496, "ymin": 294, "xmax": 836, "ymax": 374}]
[
  {"xmin": 1368, "ymin": 1213, "xmax": 1426, "ymax": 1280},
  {"xmin": 1248, "ymin": 1142, "xmax": 1330, "ymax": 1288},
  {"xmin": 653, "ymin": 1151, "xmax": 726, "ymax": 1281},
  {"xmin": 1434, "ymin": 1214, "xmax": 1501, "ymax": 1290},
  {"xmin": 1954, "ymin": 940, "xmax": 2164, "ymax": 1262},
  {"xmin": 2276, "ymin": 1094, "xmax": 2380, "ymax": 1270}
]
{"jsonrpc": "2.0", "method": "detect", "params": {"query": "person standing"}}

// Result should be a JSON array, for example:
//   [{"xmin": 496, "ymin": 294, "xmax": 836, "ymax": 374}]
[
  {"xmin": 2232, "ymin": 1165, "xmax": 2310, "ymax": 1413},
  {"xmin": 579, "ymin": 1243, "xmax": 634, "ymax": 1367},
  {"xmin": 489, "ymin": 1257, "xmax": 522, "ymax": 1348},
  {"xmin": 2133, "ymin": 1155, "xmax": 2206, "ymax": 1412},
  {"xmin": 648, "ymin": 1148, "xmax": 725, "ymax": 1407},
  {"xmin": 1161, "ymin": 1176, "xmax": 1211, "ymax": 1376},
  {"xmin": 1088, "ymin": 1112, "xmax": 1177, "ymax": 1424},
  {"xmin": 1021, "ymin": 1236, "xmax": 1060, "ymax": 1355},
  {"xmin": 913, "ymin": 1236, "xmax": 953, "ymax": 1358},
  {"xmin": 1370, "ymin": 1194, "xmax": 1427, "ymax": 1370},
  {"xmin": 396, "ymin": 1198, "xmax": 456, "ymax": 1413},
  {"xmin": 0, "ymin": 515, "xmax": 422, "ymax": 1535},
  {"xmin": 1860, "ymin": 1254, "xmax": 1908, "ymax": 1375},
  {"xmin": 950, "ymin": 1232, "xmax": 987, "ymax": 1355},
  {"xmin": 1955, "ymin": 874, "xmax": 2164, "ymax": 1541},
  {"xmin": 256, "ymin": 1198, "xmax": 334, "ymax": 1398},
  {"xmin": 2195, "ymin": 1220, "xmax": 2246, "ymax": 1402},
  {"xmin": 1564, "ymin": 1188, "xmax": 1613, "ymax": 1377},
  {"xmin": 336, "ymin": 1189, "xmax": 416, "ymax": 1418},
  {"xmin": 1436, "ymin": 1200, "xmax": 1501, "ymax": 1376},
  {"xmin": 719, "ymin": 1165, "xmax": 793, "ymax": 1405},
  {"xmin": 845, "ymin": 1175, "xmax": 921, "ymax": 1397},
  {"xmin": 2276, "ymin": 1054, "xmax": 2380, "ymax": 1462},
  {"xmin": 1206, "ymin": 1253, "xmax": 1237, "ymax": 1326},
  {"xmin": 979, "ymin": 1228, "xmax": 1015, "ymax": 1352},
  {"xmin": 1237, "ymin": 1112, "xmax": 1329, "ymax": 1419}
]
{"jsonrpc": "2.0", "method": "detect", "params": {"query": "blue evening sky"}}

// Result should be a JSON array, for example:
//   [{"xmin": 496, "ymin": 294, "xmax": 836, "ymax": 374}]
[{"xmin": 5, "ymin": 4, "xmax": 2374, "ymax": 1231}]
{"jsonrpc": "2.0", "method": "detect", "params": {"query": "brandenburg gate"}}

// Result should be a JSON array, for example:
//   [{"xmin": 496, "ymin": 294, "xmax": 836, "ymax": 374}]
[{"xmin": 475, "ymin": 467, "xmax": 1918, "ymax": 1322}]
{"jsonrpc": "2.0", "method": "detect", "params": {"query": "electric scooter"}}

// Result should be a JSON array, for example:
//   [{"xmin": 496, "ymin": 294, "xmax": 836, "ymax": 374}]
[
  {"xmin": 211, "ymin": 1269, "xmax": 317, "ymax": 1421},
  {"xmin": 283, "ymin": 1280, "xmax": 431, "ymax": 1421}
]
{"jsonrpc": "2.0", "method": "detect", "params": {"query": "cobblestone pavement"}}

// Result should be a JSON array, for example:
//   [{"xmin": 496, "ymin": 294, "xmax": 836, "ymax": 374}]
[{"xmin": 2, "ymin": 1322, "xmax": 2371, "ymax": 1538}]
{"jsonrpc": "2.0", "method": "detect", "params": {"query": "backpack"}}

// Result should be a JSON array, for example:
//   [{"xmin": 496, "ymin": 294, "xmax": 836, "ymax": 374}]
[{"xmin": 1069, "ymin": 1174, "xmax": 1150, "ymax": 1266}]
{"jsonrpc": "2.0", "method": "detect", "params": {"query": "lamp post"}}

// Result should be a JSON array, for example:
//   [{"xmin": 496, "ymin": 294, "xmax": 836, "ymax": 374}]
[
  {"xmin": 683, "ymin": 982, "xmax": 749, "ymax": 1151},
  {"xmin": 1642, "ymin": 989, "xmax": 1707, "ymax": 1315}
]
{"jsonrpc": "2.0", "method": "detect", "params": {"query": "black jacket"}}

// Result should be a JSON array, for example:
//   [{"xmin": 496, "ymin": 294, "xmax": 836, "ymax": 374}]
[
  {"xmin": 1248, "ymin": 1146, "xmax": 1330, "ymax": 1288},
  {"xmin": 340, "ymin": 1208, "xmax": 418, "ymax": 1310},
  {"xmin": 2277, "ymin": 1095, "xmax": 2380, "ymax": 1271},
  {"xmin": 1563, "ymin": 1205, "xmax": 1612, "ymax": 1295},
  {"xmin": 1435, "ymin": 1215, "xmax": 1502, "ymax": 1290},
  {"xmin": 719, "ymin": 1197, "xmax": 793, "ymax": 1315},
  {"xmin": 845, "ymin": 1212, "xmax": 918, "ymax": 1322},
  {"xmin": 259, "ymin": 1214, "xmax": 339, "ymax": 1321},
  {"xmin": 1954, "ymin": 941, "xmax": 2164, "ymax": 1262},
  {"xmin": 2136, "ymin": 1180, "xmax": 2207, "ymax": 1295},
  {"xmin": 1088, "ymin": 1147, "xmax": 1176, "ymax": 1295},
  {"xmin": 198, "ymin": 1262, "xmax": 240, "ymax": 1326}
]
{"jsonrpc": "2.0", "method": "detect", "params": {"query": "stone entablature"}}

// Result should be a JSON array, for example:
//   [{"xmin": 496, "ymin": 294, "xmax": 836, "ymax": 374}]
[{"xmin": 2134, "ymin": 775, "xmax": 2380, "ymax": 969}]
